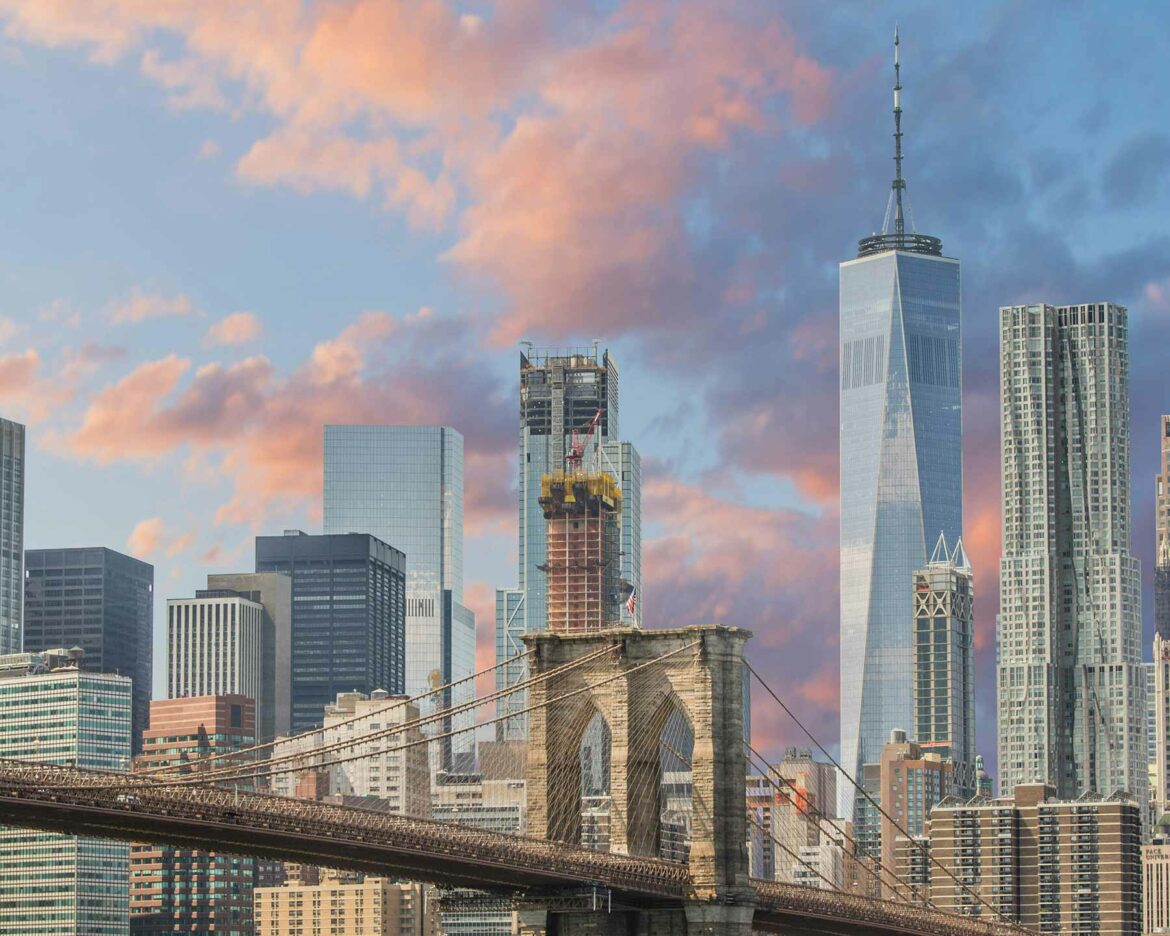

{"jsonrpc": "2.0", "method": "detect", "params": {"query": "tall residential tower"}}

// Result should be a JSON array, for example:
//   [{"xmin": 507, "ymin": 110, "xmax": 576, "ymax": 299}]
[
  {"xmin": 997, "ymin": 303, "xmax": 1144, "ymax": 804},
  {"xmin": 838, "ymin": 31, "xmax": 963, "ymax": 820}
]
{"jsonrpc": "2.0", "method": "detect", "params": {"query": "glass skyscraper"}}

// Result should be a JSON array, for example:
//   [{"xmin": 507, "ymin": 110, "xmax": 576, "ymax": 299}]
[
  {"xmin": 997, "ymin": 303, "xmax": 1144, "ymax": 804},
  {"xmin": 255, "ymin": 532, "xmax": 406, "ymax": 733},
  {"xmin": 838, "ymin": 32, "xmax": 962, "ymax": 821},
  {"xmin": 838, "ymin": 247, "xmax": 962, "ymax": 822},
  {"xmin": 0, "ymin": 650, "xmax": 132, "ymax": 935},
  {"xmin": 24, "ymin": 548, "xmax": 154, "ymax": 753},
  {"xmin": 323, "ymin": 425, "xmax": 474, "ymax": 759},
  {"xmin": 0, "ymin": 418, "xmax": 25, "ymax": 655}
]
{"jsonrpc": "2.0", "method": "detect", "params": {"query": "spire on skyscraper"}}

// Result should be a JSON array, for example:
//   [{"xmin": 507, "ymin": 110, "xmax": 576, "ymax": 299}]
[{"xmin": 858, "ymin": 28, "xmax": 943, "ymax": 258}]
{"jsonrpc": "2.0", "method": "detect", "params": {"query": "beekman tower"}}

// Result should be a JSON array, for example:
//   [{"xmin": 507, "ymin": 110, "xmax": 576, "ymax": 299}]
[{"xmin": 839, "ymin": 31, "xmax": 963, "ymax": 822}]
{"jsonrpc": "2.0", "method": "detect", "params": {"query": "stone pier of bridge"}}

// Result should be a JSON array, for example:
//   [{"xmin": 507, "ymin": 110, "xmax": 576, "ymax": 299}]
[{"xmin": 519, "ymin": 624, "xmax": 756, "ymax": 935}]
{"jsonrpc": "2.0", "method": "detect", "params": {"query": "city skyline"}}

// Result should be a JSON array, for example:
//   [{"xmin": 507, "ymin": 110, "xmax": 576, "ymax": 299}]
[{"xmin": 0, "ymin": 3, "xmax": 1168, "ymax": 777}]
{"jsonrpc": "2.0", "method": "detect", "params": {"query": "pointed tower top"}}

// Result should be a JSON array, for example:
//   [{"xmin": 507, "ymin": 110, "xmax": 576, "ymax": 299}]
[
  {"xmin": 929, "ymin": 531, "xmax": 950, "ymax": 565},
  {"xmin": 857, "ymin": 28, "xmax": 943, "ymax": 258},
  {"xmin": 951, "ymin": 537, "xmax": 972, "ymax": 572}
]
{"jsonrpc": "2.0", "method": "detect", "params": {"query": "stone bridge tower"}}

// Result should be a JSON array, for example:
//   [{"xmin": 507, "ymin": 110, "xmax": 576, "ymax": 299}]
[{"xmin": 520, "ymin": 625, "xmax": 756, "ymax": 935}]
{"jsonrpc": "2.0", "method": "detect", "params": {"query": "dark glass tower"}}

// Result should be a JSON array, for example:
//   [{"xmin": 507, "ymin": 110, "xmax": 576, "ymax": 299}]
[
  {"xmin": 255, "ymin": 531, "xmax": 405, "ymax": 733},
  {"xmin": 838, "ymin": 30, "xmax": 963, "ymax": 820},
  {"xmin": 24, "ymin": 547, "xmax": 154, "ymax": 752}
]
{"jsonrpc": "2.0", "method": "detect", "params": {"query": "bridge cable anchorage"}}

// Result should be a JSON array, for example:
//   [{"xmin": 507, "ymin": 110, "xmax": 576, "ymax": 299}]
[
  {"xmin": 133, "ymin": 647, "xmax": 538, "ymax": 778},
  {"xmin": 744, "ymin": 741, "xmax": 935, "ymax": 908},
  {"xmin": 78, "ymin": 643, "xmax": 622, "ymax": 790},
  {"xmin": 745, "ymin": 661, "xmax": 1033, "ymax": 932},
  {"xmin": 108, "ymin": 640, "xmax": 703, "ymax": 791}
]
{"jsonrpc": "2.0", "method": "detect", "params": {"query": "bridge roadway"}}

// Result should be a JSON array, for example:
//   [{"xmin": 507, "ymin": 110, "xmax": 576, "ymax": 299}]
[{"xmin": 0, "ymin": 761, "xmax": 1024, "ymax": 936}]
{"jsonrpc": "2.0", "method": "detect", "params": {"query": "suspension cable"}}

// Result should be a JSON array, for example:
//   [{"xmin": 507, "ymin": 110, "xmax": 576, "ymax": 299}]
[
  {"xmin": 132, "ymin": 643, "xmax": 620, "ymax": 788},
  {"xmin": 137, "ymin": 648, "xmax": 536, "ymax": 776},
  {"xmin": 745, "ymin": 661, "xmax": 1027, "ymax": 930},
  {"xmin": 744, "ymin": 742, "xmax": 931, "ymax": 907},
  {"xmin": 119, "ymin": 641, "xmax": 702, "ymax": 790}
]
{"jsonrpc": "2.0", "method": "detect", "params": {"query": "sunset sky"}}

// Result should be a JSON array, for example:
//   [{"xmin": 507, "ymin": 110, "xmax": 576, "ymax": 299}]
[{"xmin": 1, "ymin": 0, "xmax": 1168, "ymax": 771}]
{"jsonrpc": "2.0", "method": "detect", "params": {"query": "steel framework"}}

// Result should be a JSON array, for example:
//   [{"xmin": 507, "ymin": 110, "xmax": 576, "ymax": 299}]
[{"xmin": 0, "ymin": 760, "xmax": 1025, "ymax": 936}]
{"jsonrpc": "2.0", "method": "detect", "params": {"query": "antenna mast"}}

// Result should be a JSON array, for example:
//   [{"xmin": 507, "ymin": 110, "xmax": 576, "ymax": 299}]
[{"xmin": 892, "ymin": 26, "xmax": 905, "ymax": 238}]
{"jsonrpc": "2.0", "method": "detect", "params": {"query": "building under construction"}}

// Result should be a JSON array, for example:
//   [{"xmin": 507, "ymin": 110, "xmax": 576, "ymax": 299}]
[{"xmin": 539, "ymin": 471, "xmax": 623, "ymax": 633}]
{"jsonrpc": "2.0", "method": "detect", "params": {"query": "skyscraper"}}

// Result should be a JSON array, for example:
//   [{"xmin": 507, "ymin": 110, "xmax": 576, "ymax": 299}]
[
  {"xmin": 496, "ymin": 346, "xmax": 641, "ymax": 738},
  {"xmin": 205, "ymin": 571, "xmax": 293, "ymax": 740},
  {"xmin": 0, "ymin": 649, "xmax": 132, "ymax": 934},
  {"xmin": 997, "ymin": 303, "xmax": 1144, "ymax": 805},
  {"xmin": 166, "ymin": 589, "xmax": 265, "ymax": 730},
  {"xmin": 323, "ymin": 425, "xmax": 474, "ymax": 750},
  {"xmin": 839, "ymin": 31, "xmax": 963, "ymax": 821},
  {"xmin": 24, "ymin": 547, "xmax": 154, "ymax": 752},
  {"xmin": 255, "ymin": 531, "xmax": 406, "ymax": 733},
  {"xmin": 1157, "ymin": 415, "xmax": 1170, "ymax": 640},
  {"xmin": 912, "ymin": 535, "xmax": 975, "ymax": 795},
  {"xmin": 0, "ymin": 418, "xmax": 25, "ymax": 655},
  {"xmin": 131, "ymin": 695, "xmax": 257, "ymax": 936}
]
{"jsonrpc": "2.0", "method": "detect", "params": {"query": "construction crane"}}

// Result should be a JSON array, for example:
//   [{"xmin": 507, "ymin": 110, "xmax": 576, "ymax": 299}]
[{"xmin": 566, "ymin": 408, "xmax": 604, "ymax": 472}]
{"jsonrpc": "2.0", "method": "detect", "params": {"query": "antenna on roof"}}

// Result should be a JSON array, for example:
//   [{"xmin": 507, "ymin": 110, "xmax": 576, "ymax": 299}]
[{"xmin": 890, "ymin": 25, "xmax": 905, "ymax": 237}]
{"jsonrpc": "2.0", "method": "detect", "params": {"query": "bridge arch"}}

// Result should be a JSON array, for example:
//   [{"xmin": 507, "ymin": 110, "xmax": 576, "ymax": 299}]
[{"xmin": 523, "ymin": 625, "xmax": 753, "ymax": 899}]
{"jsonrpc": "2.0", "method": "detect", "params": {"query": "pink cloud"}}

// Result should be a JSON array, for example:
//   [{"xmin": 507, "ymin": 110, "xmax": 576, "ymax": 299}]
[
  {"xmin": 110, "ymin": 289, "xmax": 194, "ymax": 324},
  {"xmin": 63, "ymin": 311, "xmax": 515, "ymax": 530},
  {"xmin": 205, "ymin": 312, "xmax": 264, "ymax": 347},
  {"xmin": 127, "ymin": 516, "xmax": 195, "ymax": 559}
]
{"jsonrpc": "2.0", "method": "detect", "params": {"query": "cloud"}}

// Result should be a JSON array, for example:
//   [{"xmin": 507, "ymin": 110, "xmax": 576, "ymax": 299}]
[
  {"xmin": 198, "ymin": 138, "xmax": 221, "ymax": 160},
  {"xmin": 63, "ymin": 310, "xmax": 515, "ymax": 530},
  {"xmin": 640, "ymin": 472, "xmax": 840, "ymax": 751},
  {"xmin": 141, "ymin": 48, "xmax": 229, "ymax": 111},
  {"xmin": 205, "ymin": 312, "xmax": 263, "ymax": 347},
  {"xmin": 126, "ymin": 516, "xmax": 195, "ymax": 559},
  {"xmin": 110, "ymin": 289, "xmax": 195, "ymax": 324},
  {"xmin": 0, "ymin": 317, "xmax": 26, "ymax": 346}
]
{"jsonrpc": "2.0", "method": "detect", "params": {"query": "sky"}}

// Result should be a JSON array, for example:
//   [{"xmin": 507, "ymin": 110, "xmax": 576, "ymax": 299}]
[{"xmin": 0, "ymin": 0, "xmax": 1168, "ymax": 778}]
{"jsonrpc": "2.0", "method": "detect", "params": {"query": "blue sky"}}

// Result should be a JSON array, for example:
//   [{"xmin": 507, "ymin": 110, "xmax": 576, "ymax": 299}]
[{"xmin": 0, "ymin": 0, "xmax": 1168, "ymax": 770}]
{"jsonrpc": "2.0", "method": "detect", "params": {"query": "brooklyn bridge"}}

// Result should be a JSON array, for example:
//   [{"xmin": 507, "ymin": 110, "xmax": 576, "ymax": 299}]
[{"xmin": 0, "ymin": 626, "xmax": 1027, "ymax": 936}]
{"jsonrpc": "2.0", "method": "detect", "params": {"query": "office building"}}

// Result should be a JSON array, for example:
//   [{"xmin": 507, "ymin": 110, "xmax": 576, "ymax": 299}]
[
  {"xmin": 130, "ymin": 695, "xmax": 256, "ymax": 936},
  {"xmin": 914, "ymin": 783, "xmax": 1142, "ymax": 935},
  {"xmin": 24, "ymin": 547, "xmax": 154, "ymax": 752},
  {"xmin": 255, "ymin": 531, "xmax": 406, "ymax": 733},
  {"xmin": 1156, "ymin": 637, "xmax": 1170, "ymax": 824},
  {"xmin": 205, "ymin": 571, "xmax": 292, "ymax": 740},
  {"xmin": 323, "ymin": 425, "xmax": 475, "ymax": 757},
  {"xmin": 269, "ymin": 691, "xmax": 430, "ymax": 816},
  {"xmin": 323, "ymin": 691, "xmax": 430, "ymax": 816},
  {"xmin": 998, "ymin": 303, "xmax": 1144, "ymax": 805},
  {"xmin": 167, "ymin": 589, "xmax": 264, "ymax": 732},
  {"xmin": 431, "ymin": 755, "xmax": 526, "ymax": 936},
  {"xmin": 913, "ymin": 535, "xmax": 975, "ymax": 794},
  {"xmin": 0, "ymin": 419, "xmax": 24, "ymax": 655},
  {"xmin": 873, "ymin": 730, "xmax": 953, "ymax": 898},
  {"xmin": 0, "ymin": 649, "xmax": 132, "ymax": 935},
  {"xmin": 497, "ymin": 347, "xmax": 642, "ymax": 736},
  {"xmin": 1143, "ymin": 841, "xmax": 1170, "ymax": 935},
  {"xmin": 1157, "ymin": 415, "xmax": 1170, "ymax": 641},
  {"xmin": 839, "ymin": 33, "xmax": 963, "ymax": 822},
  {"xmin": 254, "ymin": 875, "xmax": 428, "ymax": 936},
  {"xmin": 777, "ymin": 747, "xmax": 838, "ymax": 827},
  {"xmin": 601, "ymin": 439, "xmax": 642, "ymax": 627}
]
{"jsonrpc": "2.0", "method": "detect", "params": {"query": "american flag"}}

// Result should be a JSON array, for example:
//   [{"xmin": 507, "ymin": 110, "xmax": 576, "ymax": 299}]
[{"xmin": 625, "ymin": 587, "xmax": 637, "ymax": 617}]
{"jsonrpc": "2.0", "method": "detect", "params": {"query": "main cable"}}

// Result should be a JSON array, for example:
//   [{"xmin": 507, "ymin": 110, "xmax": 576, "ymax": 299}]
[{"xmin": 745, "ymin": 661, "xmax": 1028, "ymax": 931}]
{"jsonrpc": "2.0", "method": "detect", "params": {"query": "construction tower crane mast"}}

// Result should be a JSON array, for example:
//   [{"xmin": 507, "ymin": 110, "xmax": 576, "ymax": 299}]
[{"xmin": 566, "ymin": 408, "xmax": 604, "ymax": 472}]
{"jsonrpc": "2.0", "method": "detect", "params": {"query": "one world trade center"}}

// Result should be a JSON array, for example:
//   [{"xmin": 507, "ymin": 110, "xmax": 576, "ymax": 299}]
[{"xmin": 838, "ymin": 31, "xmax": 963, "ymax": 822}]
